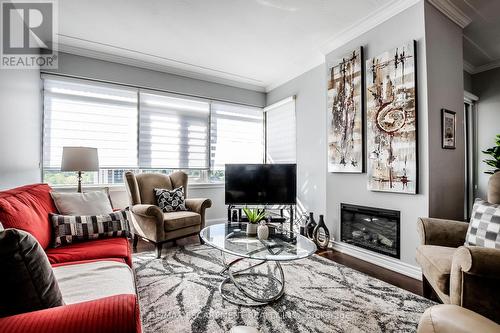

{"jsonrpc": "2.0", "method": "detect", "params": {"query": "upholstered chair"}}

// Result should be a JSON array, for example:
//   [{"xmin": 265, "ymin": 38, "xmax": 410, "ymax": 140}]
[
  {"xmin": 125, "ymin": 171, "xmax": 212, "ymax": 258},
  {"xmin": 417, "ymin": 305, "xmax": 499, "ymax": 333},
  {"xmin": 416, "ymin": 174, "xmax": 500, "ymax": 323}
]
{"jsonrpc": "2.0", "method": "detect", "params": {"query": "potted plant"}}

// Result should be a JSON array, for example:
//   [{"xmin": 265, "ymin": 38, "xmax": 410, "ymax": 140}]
[
  {"xmin": 483, "ymin": 134, "xmax": 500, "ymax": 203},
  {"xmin": 242, "ymin": 208, "xmax": 265, "ymax": 235}
]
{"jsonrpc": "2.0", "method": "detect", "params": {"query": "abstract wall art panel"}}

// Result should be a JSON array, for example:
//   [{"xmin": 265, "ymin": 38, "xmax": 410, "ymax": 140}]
[
  {"xmin": 366, "ymin": 41, "xmax": 418, "ymax": 194},
  {"xmin": 327, "ymin": 47, "xmax": 364, "ymax": 173}
]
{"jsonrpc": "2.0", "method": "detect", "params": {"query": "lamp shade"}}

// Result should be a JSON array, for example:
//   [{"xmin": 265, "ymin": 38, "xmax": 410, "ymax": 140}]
[{"xmin": 61, "ymin": 147, "xmax": 99, "ymax": 172}]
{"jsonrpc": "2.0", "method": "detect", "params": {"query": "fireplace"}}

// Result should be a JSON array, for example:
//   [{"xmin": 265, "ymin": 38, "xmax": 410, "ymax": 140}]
[{"xmin": 340, "ymin": 203, "xmax": 400, "ymax": 259}]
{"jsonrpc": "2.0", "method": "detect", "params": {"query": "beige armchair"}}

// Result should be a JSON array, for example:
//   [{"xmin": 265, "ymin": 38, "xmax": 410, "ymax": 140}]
[
  {"xmin": 416, "ymin": 217, "xmax": 500, "ymax": 323},
  {"xmin": 417, "ymin": 304, "xmax": 499, "ymax": 333},
  {"xmin": 125, "ymin": 171, "xmax": 212, "ymax": 258}
]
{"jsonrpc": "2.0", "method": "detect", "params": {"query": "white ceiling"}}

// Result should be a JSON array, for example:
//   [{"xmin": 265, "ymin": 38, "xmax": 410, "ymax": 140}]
[
  {"xmin": 447, "ymin": 0, "xmax": 500, "ymax": 73},
  {"xmin": 56, "ymin": 0, "xmax": 418, "ymax": 92}
]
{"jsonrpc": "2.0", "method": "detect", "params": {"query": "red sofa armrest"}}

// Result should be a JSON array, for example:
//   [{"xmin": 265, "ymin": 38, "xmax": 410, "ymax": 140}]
[{"xmin": 0, "ymin": 294, "xmax": 141, "ymax": 333}]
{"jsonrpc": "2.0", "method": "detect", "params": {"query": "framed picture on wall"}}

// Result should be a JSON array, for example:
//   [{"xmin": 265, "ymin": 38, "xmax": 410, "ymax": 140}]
[{"xmin": 442, "ymin": 109, "xmax": 456, "ymax": 149}]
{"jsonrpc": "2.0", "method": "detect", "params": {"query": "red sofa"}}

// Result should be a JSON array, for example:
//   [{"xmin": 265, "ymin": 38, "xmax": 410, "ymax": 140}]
[{"xmin": 0, "ymin": 184, "xmax": 141, "ymax": 333}]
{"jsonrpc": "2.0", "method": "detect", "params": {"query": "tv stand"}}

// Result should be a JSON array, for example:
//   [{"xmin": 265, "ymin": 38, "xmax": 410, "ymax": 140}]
[{"xmin": 227, "ymin": 205, "xmax": 295, "ymax": 232}]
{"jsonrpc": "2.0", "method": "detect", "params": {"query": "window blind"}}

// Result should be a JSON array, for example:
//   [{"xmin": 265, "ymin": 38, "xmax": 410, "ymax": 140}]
[
  {"xmin": 264, "ymin": 96, "xmax": 296, "ymax": 163},
  {"xmin": 139, "ymin": 92, "xmax": 210, "ymax": 169},
  {"xmin": 210, "ymin": 102, "xmax": 264, "ymax": 169},
  {"xmin": 42, "ymin": 76, "xmax": 139, "ymax": 168}
]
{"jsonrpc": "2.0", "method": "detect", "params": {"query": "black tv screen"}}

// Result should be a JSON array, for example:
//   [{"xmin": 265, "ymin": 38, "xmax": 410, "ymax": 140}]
[{"xmin": 225, "ymin": 164, "xmax": 297, "ymax": 205}]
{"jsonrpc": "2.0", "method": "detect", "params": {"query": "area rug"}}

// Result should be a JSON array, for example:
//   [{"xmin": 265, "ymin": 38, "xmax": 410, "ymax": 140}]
[{"xmin": 133, "ymin": 245, "xmax": 434, "ymax": 333}]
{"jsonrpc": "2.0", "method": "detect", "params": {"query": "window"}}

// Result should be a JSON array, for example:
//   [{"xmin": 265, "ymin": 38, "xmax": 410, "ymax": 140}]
[
  {"xmin": 139, "ymin": 92, "xmax": 210, "ymax": 169},
  {"xmin": 210, "ymin": 102, "xmax": 264, "ymax": 174},
  {"xmin": 43, "ymin": 76, "xmax": 138, "ymax": 185},
  {"xmin": 42, "ymin": 75, "xmax": 264, "ymax": 186},
  {"xmin": 264, "ymin": 96, "xmax": 296, "ymax": 163}
]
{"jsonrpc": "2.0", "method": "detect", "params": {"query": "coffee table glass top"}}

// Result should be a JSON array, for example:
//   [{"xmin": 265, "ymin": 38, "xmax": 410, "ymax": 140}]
[{"xmin": 200, "ymin": 223, "xmax": 317, "ymax": 261}]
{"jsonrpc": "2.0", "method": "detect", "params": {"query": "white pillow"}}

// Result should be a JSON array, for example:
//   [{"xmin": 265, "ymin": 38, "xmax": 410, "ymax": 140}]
[{"xmin": 51, "ymin": 190, "xmax": 114, "ymax": 215}]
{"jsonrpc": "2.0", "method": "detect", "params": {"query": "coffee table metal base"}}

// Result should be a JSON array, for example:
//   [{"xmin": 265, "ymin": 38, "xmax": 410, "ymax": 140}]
[{"xmin": 218, "ymin": 252, "xmax": 285, "ymax": 306}]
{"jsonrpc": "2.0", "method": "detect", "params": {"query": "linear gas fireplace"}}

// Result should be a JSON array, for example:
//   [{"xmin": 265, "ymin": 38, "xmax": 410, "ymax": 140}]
[{"xmin": 341, "ymin": 203, "xmax": 400, "ymax": 259}]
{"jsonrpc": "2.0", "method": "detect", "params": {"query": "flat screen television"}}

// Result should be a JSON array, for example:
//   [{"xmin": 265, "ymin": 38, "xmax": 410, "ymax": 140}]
[{"xmin": 225, "ymin": 164, "xmax": 297, "ymax": 205}]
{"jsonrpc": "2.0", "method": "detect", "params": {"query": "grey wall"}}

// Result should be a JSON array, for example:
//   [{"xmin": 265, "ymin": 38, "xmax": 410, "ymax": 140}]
[
  {"xmin": 472, "ymin": 67, "xmax": 500, "ymax": 199},
  {"xmin": 267, "ymin": 65, "xmax": 327, "ymax": 218},
  {"xmin": 425, "ymin": 3, "xmax": 465, "ymax": 221},
  {"xmin": 464, "ymin": 71, "xmax": 472, "ymax": 92},
  {"xmin": 44, "ymin": 53, "xmax": 266, "ymax": 107},
  {"xmin": 267, "ymin": 2, "xmax": 429, "ymax": 266},
  {"xmin": 0, "ymin": 69, "xmax": 42, "ymax": 189}
]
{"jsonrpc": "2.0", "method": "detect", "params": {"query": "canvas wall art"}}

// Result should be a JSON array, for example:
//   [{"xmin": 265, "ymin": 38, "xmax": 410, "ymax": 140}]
[
  {"xmin": 327, "ymin": 47, "xmax": 364, "ymax": 173},
  {"xmin": 366, "ymin": 41, "xmax": 417, "ymax": 194},
  {"xmin": 442, "ymin": 109, "xmax": 456, "ymax": 149}
]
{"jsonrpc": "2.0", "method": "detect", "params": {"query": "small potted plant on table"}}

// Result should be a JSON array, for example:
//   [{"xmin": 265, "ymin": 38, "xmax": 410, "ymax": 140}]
[
  {"xmin": 483, "ymin": 134, "xmax": 500, "ymax": 203},
  {"xmin": 242, "ymin": 208, "xmax": 265, "ymax": 235}
]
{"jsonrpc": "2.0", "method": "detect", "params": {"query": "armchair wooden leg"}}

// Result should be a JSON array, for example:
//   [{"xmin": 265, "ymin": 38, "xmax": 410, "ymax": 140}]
[
  {"xmin": 133, "ymin": 234, "xmax": 139, "ymax": 250},
  {"xmin": 155, "ymin": 243, "xmax": 163, "ymax": 259},
  {"xmin": 422, "ymin": 274, "xmax": 434, "ymax": 299}
]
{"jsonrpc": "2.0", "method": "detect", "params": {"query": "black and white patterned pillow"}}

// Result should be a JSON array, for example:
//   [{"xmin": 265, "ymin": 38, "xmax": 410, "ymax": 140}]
[
  {"xmin": 154, "ymin": 186, "xmax": 187, "ymax": 212},
  {"xmin": 50, "ymin": 211, "xmax": 130, "ymax": 248},
  {"xmin": 465, "ymin": 199, "xmax": 500, "ymax": 249}
]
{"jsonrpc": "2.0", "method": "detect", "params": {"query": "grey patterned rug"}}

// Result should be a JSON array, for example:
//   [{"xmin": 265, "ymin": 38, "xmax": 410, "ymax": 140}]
[{"xmin": 133, "ymin": 245, "xmax": 434, "ymax": 333}]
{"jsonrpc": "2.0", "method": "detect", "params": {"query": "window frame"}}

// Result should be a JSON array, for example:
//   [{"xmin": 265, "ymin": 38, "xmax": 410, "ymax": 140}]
[{"xmin": 40, "ymin": 74, "xmax": 265, "ymax": 186}]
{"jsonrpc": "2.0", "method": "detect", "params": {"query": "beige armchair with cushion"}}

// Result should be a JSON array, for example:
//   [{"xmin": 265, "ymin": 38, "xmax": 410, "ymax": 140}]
[
  {"xmin": 417, "ymin": 304, "xmax": 499, "ymax": 333},
  {"xmin": 125, "ymin": 171, "xmax": 212, "ymax": 258},
  {"xmin": 416, "ymin": 217, "xmax": 500, "ymax": 323}
]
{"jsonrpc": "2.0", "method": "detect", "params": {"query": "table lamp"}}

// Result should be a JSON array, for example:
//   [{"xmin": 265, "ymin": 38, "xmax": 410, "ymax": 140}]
[{"xmin": 61, "ymin": 147, "xmax": 99, "ymax": 192}]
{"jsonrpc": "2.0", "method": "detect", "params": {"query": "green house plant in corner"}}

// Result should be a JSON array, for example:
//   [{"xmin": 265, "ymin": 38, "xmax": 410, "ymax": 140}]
[
  {"xmin": 242, "ymin": 208, "xmax": 266, "ymax": 235},
  {"xmin": 483, "ymin": 134, "xmax": 500, "ymax": 203}
]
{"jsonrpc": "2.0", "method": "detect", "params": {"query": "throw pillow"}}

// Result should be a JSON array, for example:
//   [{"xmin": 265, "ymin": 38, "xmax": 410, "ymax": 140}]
[
  {"xmin": 51, "ymin": 189, "xmax": 114, "ymax": 215},
  {"xmin": 465, "ymin": 199, "xmax": 500, "ymax": 249},
  {"xmin": 154, "ymin": 186, "xmax": 187, "ymax": 212},
  {"xmin": 50, "ymin": 211, "xmax": 130, "ymax": 247},
  {"xmin": 0, "ymin": 228, "xmax": 64, "ymax": 317}
]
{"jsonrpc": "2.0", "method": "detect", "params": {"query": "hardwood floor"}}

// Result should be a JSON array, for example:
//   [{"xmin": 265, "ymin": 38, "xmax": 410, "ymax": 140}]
[
  {"xmin": 132, "ymin": 236, "xmax": 423, "ymax": 297},
  {"xmin": 317, "ymin": 249, "xmax": 422, "ymax": 296}
]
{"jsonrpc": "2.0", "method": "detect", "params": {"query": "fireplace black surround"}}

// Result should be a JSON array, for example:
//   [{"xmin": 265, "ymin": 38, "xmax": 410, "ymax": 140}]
[{"xmin": 341, "ymin": 203, "xmax": 400, "ymax": 259}]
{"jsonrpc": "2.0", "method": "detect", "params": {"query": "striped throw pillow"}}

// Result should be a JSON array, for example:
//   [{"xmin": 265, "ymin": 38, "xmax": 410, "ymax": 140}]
[
  {"xmin": 465, "ymin": 199, "xmax": 500, "ymax": 249},
  {"xmin": 50, "ymin": 211, "xmax": 130, "ymax": 248}
]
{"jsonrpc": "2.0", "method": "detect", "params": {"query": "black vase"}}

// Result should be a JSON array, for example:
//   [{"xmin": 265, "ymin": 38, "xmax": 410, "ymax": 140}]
[
  {"xmin": 313, "ymin": 215, "xmax": 330, "ymax": 249},
  {"xmin": 305, "ymin": 212, "xmax": 316, "ymax": 239}
]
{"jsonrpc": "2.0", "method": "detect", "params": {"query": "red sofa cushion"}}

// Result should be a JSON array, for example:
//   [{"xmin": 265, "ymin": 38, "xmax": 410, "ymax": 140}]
[
  {"xmin": 0, "ymin": 184, "xmax": 56, "ymax": 249},
  {"xmin": 46, "ymin": 237, "xmax": 132, "ymax": 267},
  {"xmin": 0, "ymin": 294, "xmax": 141, "ymax": 333}
]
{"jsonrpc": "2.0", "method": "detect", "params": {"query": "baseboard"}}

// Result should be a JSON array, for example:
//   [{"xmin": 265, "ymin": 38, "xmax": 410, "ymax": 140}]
[{"xmin": 330, "ymin": 240, "xmax": 422, "ymax": 281}]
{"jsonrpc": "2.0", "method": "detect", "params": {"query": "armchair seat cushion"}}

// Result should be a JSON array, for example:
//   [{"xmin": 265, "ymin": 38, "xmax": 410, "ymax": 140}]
[
  {"xmin": 416, "ymin": 245, "xmax": 456, "ymax": 296},
  {"xmin": 163, "ymin": 211, "xmax": 201, "ymax": 231}
]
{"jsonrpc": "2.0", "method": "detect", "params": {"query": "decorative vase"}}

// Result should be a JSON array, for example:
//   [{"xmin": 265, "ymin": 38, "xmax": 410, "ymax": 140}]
[
  {"xmin": 305, "ymin": 212, "xmax": 316, "ymax": 239},
  {"xmin": 257, "ymin": 221, "xmax": 269, "ymax": 240},
  {"xmin": 246, "ymin": 222, "xmax": 258, "ymax": 235},
  {"xmin": 313, "ymin": 215, "xmax": 330, "ymax": 249},
  {"xmin": 488, "ymin": 171, "xmax": 500, "ymax": 204}
]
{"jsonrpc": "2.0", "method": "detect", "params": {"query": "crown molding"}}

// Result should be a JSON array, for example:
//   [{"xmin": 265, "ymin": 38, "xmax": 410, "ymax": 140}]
[
  {"xmin": 427, "ymin": 0, "xmax": 472, "ymax": 28},
  {"xmin": 463, "ymin": 58, "xmax": 500, "ymax": 75},
  {"xmin": 56, "ymin": 36, "xmax": 267, "ymax": 93},
  {"xmin": 319, "ymin": 0, "xmax": 420, "ymax": 55},
  {"xmin": 265, "ymin": 0, "xmax": 420, "ymax": 92},
  {"xmin": 463, "ymin": 60, "xmax": 475, "ymax": 73}
]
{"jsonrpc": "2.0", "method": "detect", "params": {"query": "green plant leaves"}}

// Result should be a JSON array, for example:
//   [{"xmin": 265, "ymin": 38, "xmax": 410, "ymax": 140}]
[
  {"xmin": 242, "ymin": 207, "xmax": 266, "ymax": 224},
  {"xmin": 483, "ymin": 135, "xmax": 500, "ymax": 174}
]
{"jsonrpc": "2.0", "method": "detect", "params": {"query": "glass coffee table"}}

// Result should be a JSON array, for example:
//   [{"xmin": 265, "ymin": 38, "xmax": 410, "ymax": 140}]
[{"xmin": 200, "ymin": 222, "xmax": 317, "ymax": 306}]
